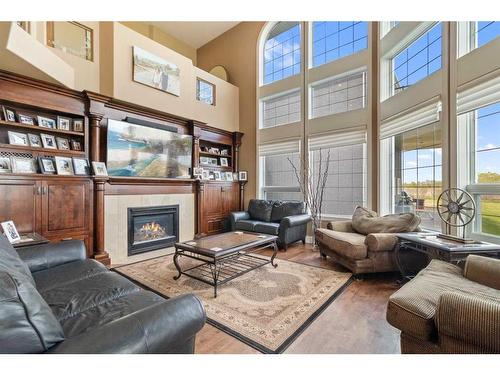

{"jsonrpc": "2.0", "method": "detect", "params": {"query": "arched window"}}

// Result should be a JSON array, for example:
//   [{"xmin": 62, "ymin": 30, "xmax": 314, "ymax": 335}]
[{"xmin": 263, "ymin": 22, "xmax": 301, "ymax": 84}]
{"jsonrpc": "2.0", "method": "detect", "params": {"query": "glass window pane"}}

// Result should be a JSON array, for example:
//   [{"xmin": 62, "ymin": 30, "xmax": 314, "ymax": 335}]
[
  {"xmin": 47, "ymin": 22, "xmax": 93, "ymax": 61},
  {"xmin": 261, "ymin": 90, "xmax": 301, "ymax": 128},
  {"xmin": 196, "ymin": 79, "xmax": 215, "ymax": 105},
  {"xmin": 478, "ymin": 195, "xmax": 500, "ymax": 237}
]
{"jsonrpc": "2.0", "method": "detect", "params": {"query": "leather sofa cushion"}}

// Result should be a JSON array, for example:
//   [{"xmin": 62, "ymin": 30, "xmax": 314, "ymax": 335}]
[
  {"xmin": 248, "ymin": 199, "xmax": 273, "ymax": 222},
  {"xmin": 33, "ymin": 259, "xmax": 108, "ymax": 292},
  {"xmin": 316, "ymin": 228, "xmax": 368, "ymax": 260},
  {"xmin": 0, "ymin": 269, "xmax": 64, "ymax": 353},
  {"xmin": 254, "ymin": 222, "xmax": 280, "ymax": 235},
  {"xmin": 271, "ymin": 201, "xmax": 306, "ymax": 222},
  {"xmin": 234, "ymin": 220, "xmax": 260, "ymax": 232},
  {"xmin": 60, "ymin": 290, "xmax": 164, "ymax": 338},
  {"xmin": 41, "ymin": 271, "xmax": 141, "ymax": 321},
  {"xmin": 0, "ymin": 234, "xmax": 34, "ymax": 284},
  {"xmin": 387, "ymin": 260, "xmax": 500, "ymax": 341},
  {"xmin": 352, "ymin": 206, "xmax": 421, "ymax": 235}
]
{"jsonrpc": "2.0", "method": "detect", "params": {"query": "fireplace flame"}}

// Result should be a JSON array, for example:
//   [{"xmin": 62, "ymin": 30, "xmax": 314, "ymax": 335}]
[{"xmin": 136, "ymin": 221, "xmax": 167, "ymax": 241}]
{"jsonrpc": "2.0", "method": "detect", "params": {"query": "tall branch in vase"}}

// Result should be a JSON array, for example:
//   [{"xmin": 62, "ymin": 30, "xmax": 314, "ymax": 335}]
[{"xmin": 288, "ymin": 149, "xmax": 330, "ymax": 248}]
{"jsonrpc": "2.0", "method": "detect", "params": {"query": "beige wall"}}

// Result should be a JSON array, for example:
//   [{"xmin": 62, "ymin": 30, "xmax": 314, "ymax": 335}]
[{"xmin": 197, "ymin": 22, "xmax": 265, "ymax": 205}]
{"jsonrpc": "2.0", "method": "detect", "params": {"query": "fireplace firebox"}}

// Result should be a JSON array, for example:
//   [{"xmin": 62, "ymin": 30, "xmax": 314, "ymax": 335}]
[{"xmin": 127, "ymin": 205, "xmax": 179, "ymax": 256}]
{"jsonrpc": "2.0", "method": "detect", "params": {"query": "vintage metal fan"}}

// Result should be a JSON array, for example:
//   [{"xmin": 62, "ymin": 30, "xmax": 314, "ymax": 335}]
[{"xmin": 436, "ymin": 188, "xmax": 476, "ymax": 243}]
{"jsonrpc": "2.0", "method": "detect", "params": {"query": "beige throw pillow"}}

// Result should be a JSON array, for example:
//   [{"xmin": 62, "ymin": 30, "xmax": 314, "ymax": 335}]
[{"xmin": 351, "ymin": 206, "xmax": 421, "ymax": 235}]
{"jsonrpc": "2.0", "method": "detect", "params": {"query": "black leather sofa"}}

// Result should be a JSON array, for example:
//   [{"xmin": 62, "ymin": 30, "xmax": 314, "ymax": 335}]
[
  {"xmin": 0, "ymin": 235, "xmax": 206, "ymax": 354},
  {"xmin": 229, "ymin": 199, "xmax": 311, "ymax": 250}
]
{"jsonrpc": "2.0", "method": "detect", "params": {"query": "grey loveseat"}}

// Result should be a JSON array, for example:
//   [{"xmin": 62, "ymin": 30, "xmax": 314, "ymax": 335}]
[
  {"xmin": 229, "ymin": 199, "xmax": 311, "ymax": 250},
  {"xmin": 0, "ymin": 235, "xmax": 206, "ymax": 354}
]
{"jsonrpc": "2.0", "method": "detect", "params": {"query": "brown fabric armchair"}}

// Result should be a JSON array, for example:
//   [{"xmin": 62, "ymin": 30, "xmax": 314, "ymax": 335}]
[{"xmin": 387, "ymin": 255, "xmax": 500, "ymax": 354}]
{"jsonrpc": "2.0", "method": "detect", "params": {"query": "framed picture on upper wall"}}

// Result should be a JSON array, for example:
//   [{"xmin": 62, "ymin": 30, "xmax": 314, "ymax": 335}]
[{"xmin": 132, "ymin": 46, "xmax": 181, "ymax": 97}]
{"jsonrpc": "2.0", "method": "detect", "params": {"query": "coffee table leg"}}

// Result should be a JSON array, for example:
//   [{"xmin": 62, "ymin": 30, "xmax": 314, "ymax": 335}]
[
  {"xmin": 271, "ymin": 241, "xmax": 278, "ymax": 268},
  {"xmin": 173, "ymin": 248, "xmax": 182, "ymax": 280}
]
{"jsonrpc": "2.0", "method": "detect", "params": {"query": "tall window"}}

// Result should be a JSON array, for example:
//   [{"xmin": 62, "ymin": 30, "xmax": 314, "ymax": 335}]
[
  {"xmin": 312, "ymin": 22, "xmax": 368, "ymax": 67},
  {"xmin": 458, "ymin": 22, "xmax": 500, "ymax": 57},
  {"xmin": 392, "ymin": 23, "xmax": 442, "ymax": 95},
  {"xmin": 261, "ymin": 90, "xmax": 301, "ymax": 128},
  {"xmin": 458, "ymin": 101, "xmax": 500, "ymax": 239},
  {"xmin": 46, "ymin": 22, "xmax": 93, "ymax": 61},
  {"xmin": 263, "ymin": 22, "xmax": 301, "ymax": 84},
  {"xmin": 381, "ymin": 122, "xmax": 442, "ymax": 230}
]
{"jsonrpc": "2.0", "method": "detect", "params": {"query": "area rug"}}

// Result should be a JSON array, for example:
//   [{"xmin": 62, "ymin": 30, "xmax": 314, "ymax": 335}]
[{"xmin": 113, "ymin": 255, "xmax": 352, "ymax": 353}]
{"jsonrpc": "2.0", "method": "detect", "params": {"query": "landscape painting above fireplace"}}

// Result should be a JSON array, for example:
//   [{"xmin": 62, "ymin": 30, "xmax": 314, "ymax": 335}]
[{"xmin": 107, "ymin": 119, "xmax": 192, "ymax": 178}]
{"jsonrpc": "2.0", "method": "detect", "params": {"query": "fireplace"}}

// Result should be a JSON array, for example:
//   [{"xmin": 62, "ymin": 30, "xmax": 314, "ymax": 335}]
[{"xmin": 127, "ymin": 205, "xmax": 179, "ymax": 256}]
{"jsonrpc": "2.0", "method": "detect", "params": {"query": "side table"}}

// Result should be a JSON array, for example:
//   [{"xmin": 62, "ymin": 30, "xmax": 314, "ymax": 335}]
[{"xmin": 11, "ymin": 233, "xmax": 49, "ymax": 249}]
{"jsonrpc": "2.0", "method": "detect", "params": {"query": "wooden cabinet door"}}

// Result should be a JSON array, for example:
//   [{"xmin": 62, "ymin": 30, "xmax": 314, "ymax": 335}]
[
  {"xmin": 41, "ymin": 179, "xmax": 91, "ymax": 237},
  {"xmin": 0, "ymin": 179, "xmax": 40, "ymax": 234},
  {"xmin": 222, "ymin": 183, "xmax": 240, "ymax": 214},
  {"xmin": 203, "ymin": 183, "xmax": 224, "ymax": 217}
]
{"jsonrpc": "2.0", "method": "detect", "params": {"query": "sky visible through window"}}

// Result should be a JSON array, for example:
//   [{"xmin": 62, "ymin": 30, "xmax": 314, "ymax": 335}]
[
  {"xmin": 477, "ymin": 21, "xmax": 500, "ymax": 48},
  {"xmin": 476, "ymin": 102, "xmax": 500, "ymax": 182},
  {"xmin": 312, "ymin": 22, "xmax": 368, "ymax": 67},
  {"xmin": 392, "ymin": 23, "xmax": 442, "ymax": 94}
]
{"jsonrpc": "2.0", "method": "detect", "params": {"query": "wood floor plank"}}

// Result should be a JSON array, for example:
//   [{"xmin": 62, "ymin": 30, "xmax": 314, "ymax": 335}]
[{"xmin": 194, "ymin": 243, "xmax": 400, "ymax": 354}]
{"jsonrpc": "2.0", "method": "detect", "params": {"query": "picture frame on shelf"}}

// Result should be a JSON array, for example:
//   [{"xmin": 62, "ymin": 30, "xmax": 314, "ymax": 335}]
[
  {"xmin": 70, "ymin": 140, "xmax": 82, "ymax": 151},
  {"xmin": 37, "ymin": 116, "xmax": 56, "ymax": 129},
  {"xmin": 225, "ymin": 172, "xmax": 233, "ymax": 181},
  {"xmin": 72, "ymin": 157, "xmax": 90, "ymax": 176},
  {"xmin": 11, "ymin": 157, "xmax": 36, "ymax": 174},
  {"xmin": 92, "ymin": 161, "xmax": 108, "ymax": 176},
  {"xmin": 208, "ymin": 171, "xmax": 215, "ymax": 180},
  {"xmin": 40, "ymin": 133, "xmax": 57, "ymax": 149},
  {"xmin": 8, "ymin": 131, "xmax": 28, "ymax": 146},
  {"xmin": 0, "ymin": 157, "xmax": 11, "ymax": 173},
  {"xmin": 200, "ymin": 156, "xmax": 209, "ymax": 165},
  {"xmin": 220, "ymin": 149, "xmax": 229, "ymax": 156},
  {"xmin": 220, "ymin": 157, "xmax": 228, "ymax": 167},
  {"xmin": 201, "ymin": 170, "xmax": 210, "ymax": 180},
  {"xmin": 56, "ymin": 137, "xmax": 70, "ymax": 150},
  {"xmin": 209, "ymin": 147, "xmax": 220, "ymax": 155},
  {"xmin": 233, "ymin": 172, "xmax": 239, "ymax": 181},
  {"xmin": 18, "ymin": 114, "xmax": 35, "ymax": 125},
  {"xmin": 73, "ymin": 119, "xmax": 84, "ymax": 132},
  {"xmin": 28, "ymin": 133, "xmax": 42, "ymax": 148},
  {"xmin": 213, "ymin": 171, "xmax": 222, "ymax": 181},
  {"xmin": 57, "ymin": 116, "xmax": 72, "ymax": 131},
  {"xmin": 2, "ymin": 106, "xmax": 17, "ymax": 122},
  {"xmin": 209, "ymin": 158, "xmax": 218, "ymax": 166},
  {"xmin": 193, "ymin": 167, "xmax": 203, "ymax": 178},
  {"xmin": 1, "ymin": 220, "xmax": 20, "ymax": 243},
  {"xmin": 38, "ymin": 156, "xmax": 56, "ymax": 175},
  {"xmin": 54, "ymin": 156, "xmax": 74, "ymax": 175},
  {"xmin": 238, "ymin": 171, "xmax": 248, "ymax": 181}
]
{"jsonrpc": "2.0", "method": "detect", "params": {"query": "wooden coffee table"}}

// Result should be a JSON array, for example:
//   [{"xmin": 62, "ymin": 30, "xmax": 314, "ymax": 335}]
[{"xmin": 173, "ymin": 231, "xmax": 278, "ymax": 297}]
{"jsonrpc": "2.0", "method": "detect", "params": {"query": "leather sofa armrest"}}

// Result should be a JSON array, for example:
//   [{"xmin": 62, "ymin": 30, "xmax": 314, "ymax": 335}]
[
  {"xmin": 326, "ymin": 220, "xmax": 353, "ymax": 232},
  {"xmin": 16, "ymin": 240, "xmax": 86, "ymax": 273},
  {"xmin": 463, "ymin": 255, "xmax": 500, "ymax": 290},
  {"xmin": 365, "ymin": 233, "xmax": 398, "ymax": 252},
  {"xmin": 436, "ymin": 291, "xmax": 500, "ymax": 353},
  {"xmin": 49, "ymin": 294, "xmax": 206, "ymax": 354},
  {"xmin": 229, "ymin": 211, "xmax": 250, "ymax": 230},
  {"xmin": 281, "ymin": 214, "xmax": 311, "ymax": 228}
]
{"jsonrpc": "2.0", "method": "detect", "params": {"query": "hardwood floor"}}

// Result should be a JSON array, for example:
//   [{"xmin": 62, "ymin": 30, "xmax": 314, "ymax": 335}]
[{"xmin": 194, "ymin": 242, "xmax": 401, "ymax": 354}]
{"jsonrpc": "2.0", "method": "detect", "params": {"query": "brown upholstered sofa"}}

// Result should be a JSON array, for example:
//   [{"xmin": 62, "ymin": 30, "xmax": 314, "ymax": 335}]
[
  {"xmin": 387, "ymin": 255, "xmax": 500, "ymax": 354},
  {"xmin": 315, "ymin": 206, "xmax": 421, "ymax": 274}
]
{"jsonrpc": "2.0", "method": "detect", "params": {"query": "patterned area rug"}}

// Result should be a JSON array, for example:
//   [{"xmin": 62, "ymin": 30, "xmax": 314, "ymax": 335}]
[{"xmin": 114, "ymin": 255, "xmax": 352, "ymax": 353}]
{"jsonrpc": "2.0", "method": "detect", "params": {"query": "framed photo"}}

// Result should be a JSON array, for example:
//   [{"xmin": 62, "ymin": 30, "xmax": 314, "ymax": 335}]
[
  {"xmin": 73, "ymin": 119, "xmax": 84, "ymax": 132},
  {"xmin": 208, "ymin": 171, "xmax": 215, "ymax": 180},
  {"xmin": 200, "ymin": 156, "xmax": 209, "ymax": 165},
  {"xmin": 0, "ymin": 157, "xmax": 11, "ymax": 173},
  {"xmin": 56, "ymin": 137, "xmax": 70, "ymax": 150},
  {"xmin": 201, "ymin": 170, "xmax": 210, "ymax": 180},
  {"xmin": 18, "ymin": 114, "xmax": 35, "ymax": 125},
  {"xmin": 2, "ymin": 106, "xmax": 17, "ymax": 122},
  {"xmin": 72, "ymin": 157, "xmax": 90, "ymax": 176},
  {"xmin": 209, "ymin": 147, "xmax": 220, "ymax": 155},
  {"xmin": 11, "ymin": 157, "xmax": 36, "ymax": 174},
  {"xmin": 213, "ymin": 171, "xmax": 222, "ymax": 181},
  {"xmin": 209, "ymin": 158, "xmax": 218, "ymax": 166},
  {"xmin": 37, "ymin": 116, "xmax": 56, "ymax": 129},
  {"xmin": 1, "ymin": 220, "xmax": 20, "ymax": 243},
  {"xmin": 54, "ymin": 156, "xmax": 74, "ymax": 175},
  {"xmin": 28, "ymin": 133, "xmax": 42, "ymax": 148},
  {"xmin": 38, "ymin": 156, "xmax": 56, "ymax": 174},
  {"xmin": 57, "ymin": 116, "xmax": 71, "ymax": 131},
  {"xmin": 40, "ymin": 133, "xmax": 57, "ymax": 149},
  {"xmin": 193, "ymin": 167, "xmax": 203, "ymax": 178},
  {"xmin": 92, "ymin": 161, "xmax": 108, "ymax": 176},
  {"xmin": 70, "ymin": 140, "xmax": 82, "ymax": 151},
  {"xmin": 225, "ymin": 172, "xmax": 233, "ymax": 181},
  {"xmin": 8, "ymin": 131, "xmax": 28, "ymax": 146},
  {"xmin": 238, "ymin": 171, "xmax": 248, "ymax": 181},
  {"xmin": 220, "ymin": 149, "xmax": 229, "ymax": 156},
  {"xmin": 220, "ymin": 157, "xmax": 228, "ymax": 167},
  {"xmin": 233, "ymin": 172, "xmax": 239, "ymax": 181}
]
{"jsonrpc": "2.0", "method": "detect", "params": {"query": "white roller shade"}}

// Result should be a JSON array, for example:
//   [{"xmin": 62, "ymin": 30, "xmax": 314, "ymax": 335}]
[
  {"xmin": 308, "ymin": 126, "xmax": 366, "ymax": 151},
  {"xmin": 258, "ymin": 139, "xmax": 301, "ymax": 157},
  {"xmin": 457, "ymin": 74, "xmax": 500, "ymax": 115},
  {"xmin": 380, "ymin": 97, "xmax": 442, "ymax": 139}
]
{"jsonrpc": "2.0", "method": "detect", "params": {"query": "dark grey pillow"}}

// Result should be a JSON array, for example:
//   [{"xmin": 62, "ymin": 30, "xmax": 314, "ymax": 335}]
[
  {"xmin": 271, "ymin": 201, "xmax": 306, "ymax": 222},
  {"xmin": 0, "ymin": 234, "xmax": 34, "ymax": 284},
  {"xmin": 0, "ymin": 269, "xmax": 65, "ymax": 353},
  {"xmin": 248, "ymin": 199, "xmax": 274, "ymax": 222}
]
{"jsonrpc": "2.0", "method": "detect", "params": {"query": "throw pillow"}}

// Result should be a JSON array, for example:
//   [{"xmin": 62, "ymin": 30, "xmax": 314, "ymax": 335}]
[
  {"xmin": 352, "ymin": 206, "xmax": 421, "ymax": 235},
  {"xmin": 248, "ymin": 199, "xmax": 274, "ymax": 222}
]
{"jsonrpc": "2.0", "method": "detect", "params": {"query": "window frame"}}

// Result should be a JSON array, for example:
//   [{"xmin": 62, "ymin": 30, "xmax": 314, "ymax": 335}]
[
  {"xmin": 196, "ymin": 77, "xmax": 216, "ymax": 106},
  {"xmin": 259, "ymin": 150, "xmax": 302, "ymax": 200},
  {"xmin": 46, "ymin": 21, "xmax": 94, "ymax": 62}
]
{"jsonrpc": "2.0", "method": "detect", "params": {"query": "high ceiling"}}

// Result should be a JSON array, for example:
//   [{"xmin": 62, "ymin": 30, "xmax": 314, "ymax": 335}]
[{"xmin": 147, "ymin": 22, "xmax": 240, "ymax": 49}]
